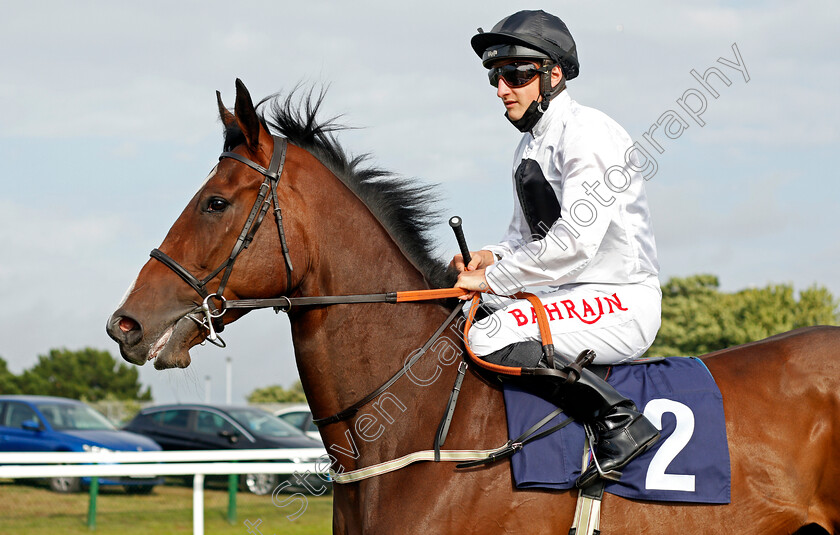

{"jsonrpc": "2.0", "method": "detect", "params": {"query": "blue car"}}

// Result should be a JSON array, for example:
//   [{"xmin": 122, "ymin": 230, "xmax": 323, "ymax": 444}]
[{"xmin": 0, "ymin": 395, "xmax": 163, "ymax": 493}]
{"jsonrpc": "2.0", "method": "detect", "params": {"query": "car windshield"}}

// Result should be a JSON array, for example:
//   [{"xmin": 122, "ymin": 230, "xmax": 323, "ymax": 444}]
[
  {"xmin": 227, "ymin": 408, "xmax": 305, "ymax": 438},
  {"xmin": 278, "ymin": 410, "xmax": 309, "ymax": 428},
  {"xmin": 36, "ymin": 403, "xmax": 115, "ymax": 431}
]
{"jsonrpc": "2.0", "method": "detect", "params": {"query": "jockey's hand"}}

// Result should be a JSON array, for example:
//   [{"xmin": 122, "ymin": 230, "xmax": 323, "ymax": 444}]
[
  {"xmin": 450, "ymin": 249, "xmax": 495, "ymax": 272},
  {"xmin": 455, "ymin": 268, "xmax": 491, "ymax": 301}
]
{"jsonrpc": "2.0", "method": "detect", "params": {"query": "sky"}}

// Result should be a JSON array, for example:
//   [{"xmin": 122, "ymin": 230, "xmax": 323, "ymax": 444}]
[{"xmin": 1, "ymin": 1, "xmax": 838, "ymax": 404}]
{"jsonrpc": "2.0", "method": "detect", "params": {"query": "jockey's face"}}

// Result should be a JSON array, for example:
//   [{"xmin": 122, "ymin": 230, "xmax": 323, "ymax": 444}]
[{"xmin": 492, "ymin": 59, "xmax": 563, "ymax": 121}]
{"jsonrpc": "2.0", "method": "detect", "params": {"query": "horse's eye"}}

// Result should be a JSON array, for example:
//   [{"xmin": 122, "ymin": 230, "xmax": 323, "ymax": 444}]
[{"xmin": 206, "ymin": 197, "xmax": 229, "ymax": 213}]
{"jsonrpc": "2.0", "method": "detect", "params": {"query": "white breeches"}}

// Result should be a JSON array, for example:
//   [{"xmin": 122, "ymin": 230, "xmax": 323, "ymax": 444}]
[{"xmin": 467, "ymin": 283, "xmax": 662, "ymax": 365}]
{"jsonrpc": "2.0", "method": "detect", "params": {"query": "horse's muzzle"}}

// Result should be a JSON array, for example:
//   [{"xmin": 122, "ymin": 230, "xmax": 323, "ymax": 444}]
[{"xmin": 106, "ymin": 310, "xmax": 147, "ymax": 365}]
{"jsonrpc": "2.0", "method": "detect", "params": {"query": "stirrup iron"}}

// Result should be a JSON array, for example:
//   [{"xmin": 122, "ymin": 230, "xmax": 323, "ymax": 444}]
[{"xmin": 580, "ymin": 424, "xmax": 621, "ymax": 485}]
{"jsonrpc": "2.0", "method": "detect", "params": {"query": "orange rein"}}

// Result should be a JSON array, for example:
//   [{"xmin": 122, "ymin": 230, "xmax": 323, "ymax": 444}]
[
  {"xmin": 395, "ymin": 288, "xmax": 472, "ymax": 301},
  {"xmin": 397, "ymin": 288, "xmax": 554, "ymax": 377}
]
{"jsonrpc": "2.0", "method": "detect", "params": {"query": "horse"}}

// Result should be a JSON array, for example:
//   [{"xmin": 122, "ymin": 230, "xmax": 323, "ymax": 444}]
[{"xmin": 107, "ymin": 80, "xmax": 840, "ymax": 534}]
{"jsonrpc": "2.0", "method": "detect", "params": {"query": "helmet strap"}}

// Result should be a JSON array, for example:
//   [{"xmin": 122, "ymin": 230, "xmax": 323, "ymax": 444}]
[
  {"xmin": 539, "ymin": 61, "xmax": 566, "ymax": 111},
  {"xmin": 506, "ymin": 61, "xmax": 566, "ymax": 132},
  {"xmin": 506, "ymin": 100, "xmax": 543, "ymax": 132}
]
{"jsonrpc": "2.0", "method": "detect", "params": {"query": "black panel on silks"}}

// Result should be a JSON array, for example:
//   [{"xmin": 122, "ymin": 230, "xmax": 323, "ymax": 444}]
[{"xmin": 514, "ymin": 158, "xmax": 561, "ymax": 239}]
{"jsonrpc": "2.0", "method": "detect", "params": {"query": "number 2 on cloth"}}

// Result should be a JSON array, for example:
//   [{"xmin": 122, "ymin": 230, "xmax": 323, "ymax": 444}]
[{"xmin": 643, "ymin": 399, "xmax": 696, "ymax": 492}]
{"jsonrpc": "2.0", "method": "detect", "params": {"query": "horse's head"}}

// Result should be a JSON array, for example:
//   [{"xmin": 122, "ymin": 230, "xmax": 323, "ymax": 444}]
[{"xmin": 107, "ymin": 80, "xmax": 303, "ymax": 369}]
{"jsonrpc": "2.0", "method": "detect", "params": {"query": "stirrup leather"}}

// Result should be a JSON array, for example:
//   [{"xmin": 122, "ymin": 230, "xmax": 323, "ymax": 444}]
[{"xmin": 555, "ymin": 349, "xmax": 596, "ymax": 383}]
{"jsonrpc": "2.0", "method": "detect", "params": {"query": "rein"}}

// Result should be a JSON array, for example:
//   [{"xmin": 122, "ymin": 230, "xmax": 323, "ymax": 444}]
[
  {"xmin": 149, "ymin": 134, "xmax": 576, "ymax": 481},
  {"xmin": 222, "ymin": 288, "xmax": 472, "ymax": 312},
  {"xmin": 147, "ymin": 134, "xmax": 474, "ymax": 427}
]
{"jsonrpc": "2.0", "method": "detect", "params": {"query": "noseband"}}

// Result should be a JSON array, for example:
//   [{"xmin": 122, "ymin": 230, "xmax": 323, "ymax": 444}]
[
  {"xmin": 147, "ymin": 134, "xmax": 478, "ymax": 430},
  {"xmin": 149, "ymin": 135, "xmax": 294, "ymax": 346}
]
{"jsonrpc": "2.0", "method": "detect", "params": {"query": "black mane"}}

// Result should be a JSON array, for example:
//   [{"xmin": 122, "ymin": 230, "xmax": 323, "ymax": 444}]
[{"xmin": 223, "ymin": 88, "xmax": 455, "ymax": 289}]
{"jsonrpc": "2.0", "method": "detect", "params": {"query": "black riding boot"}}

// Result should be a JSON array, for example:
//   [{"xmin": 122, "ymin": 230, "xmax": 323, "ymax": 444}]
[
  {"xmin": 483, "ymin": 341, "xmax": 660, "ymax": 488},
  {"xmin": 575, "ymin": 399, "xmax": 660, "ymax": 488}
]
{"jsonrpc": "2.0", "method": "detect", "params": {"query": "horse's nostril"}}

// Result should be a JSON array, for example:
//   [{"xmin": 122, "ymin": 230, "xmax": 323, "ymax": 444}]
[
  {"xmin": 107, "ymin": 312, "xmax": 144, "ymax": 349},
  {"xmin": 119, "ymin": 316, "xmax": 139, "ymax": 333}
]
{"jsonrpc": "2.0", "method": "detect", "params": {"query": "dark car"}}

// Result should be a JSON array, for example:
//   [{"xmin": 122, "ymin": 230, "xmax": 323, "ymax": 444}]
[
  {"xmin": 274, "ymin": 405, "xmax": 321, "ymax": 442},
  {"xmin": 123, "ymin": 404, "xmax": 328, "ymax": 495},
  {"xmin": 0, "ymin": 395, "xmax": 163, "ymax": 493}
]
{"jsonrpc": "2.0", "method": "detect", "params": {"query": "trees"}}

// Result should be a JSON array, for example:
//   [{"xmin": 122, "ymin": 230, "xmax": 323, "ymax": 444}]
[
  {"xmin": 647, "ymin": 275, "xmax": 840, "ymax": 358},
  {"xmin": 247, "ymin": 380, "xmax": 307, "ymax": 403},
  {"xmin": 7, "ymin": 348, "xmax": 151, "ymax": 401},
  {"xmin": 0, "ymin": 357, "xmax": 21, "ymax": 394}
]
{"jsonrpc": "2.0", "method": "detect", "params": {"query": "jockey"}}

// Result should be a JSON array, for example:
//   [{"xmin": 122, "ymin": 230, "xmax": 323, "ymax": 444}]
[{"xmin": 454, "ymin": 10, "xmax": 662, "ymax": 488}]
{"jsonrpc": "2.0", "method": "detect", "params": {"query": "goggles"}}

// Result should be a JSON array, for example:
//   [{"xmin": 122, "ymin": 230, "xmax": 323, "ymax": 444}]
[{"xmin": 488, "ymin": 62, "xmax": 545, "ymax": 88}]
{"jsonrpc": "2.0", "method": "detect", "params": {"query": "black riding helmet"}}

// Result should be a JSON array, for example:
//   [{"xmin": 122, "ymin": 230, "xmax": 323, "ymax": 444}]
[
  {"xmin": 471, "ymin": 10, "xmax": 579, "ymax": 132},
  {"xmin": 471, "ymin": 10, "xmax": 579, "ymax": 78}
]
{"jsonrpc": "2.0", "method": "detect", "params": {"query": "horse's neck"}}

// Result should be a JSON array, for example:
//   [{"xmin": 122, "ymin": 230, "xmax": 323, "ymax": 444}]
[
  {"xmin": 287, "ymin": 168, "xmax": 453, "ymax": 467},
  {"xmin": 284, "ymin": 167, "xmax": 514, "ymax": 528}
]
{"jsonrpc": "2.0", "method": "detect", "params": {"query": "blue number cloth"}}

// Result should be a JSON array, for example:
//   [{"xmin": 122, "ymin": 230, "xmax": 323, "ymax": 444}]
[{"xmin": 503, "ymin": 356, "xmax": 730, "ymax": 504}]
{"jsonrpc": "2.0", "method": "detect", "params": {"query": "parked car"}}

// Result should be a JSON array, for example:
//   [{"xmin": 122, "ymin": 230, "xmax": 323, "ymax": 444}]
[
  {"xmin": 273, "ymin": 405, "xmax": 321, "ymax": 442},
  {"xmin": 0, "ymin": 395, "xmax": 163, "ymax": 494},
  {"xmin": 123, "ymin": 404, "xmax": 329, "ymax": 495}
]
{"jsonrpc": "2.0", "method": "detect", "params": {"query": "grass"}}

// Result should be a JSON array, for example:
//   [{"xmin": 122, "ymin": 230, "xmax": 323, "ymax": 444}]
[{"xmin": 0, "ymin": 479, "xmax": 332, "ymax": 534}]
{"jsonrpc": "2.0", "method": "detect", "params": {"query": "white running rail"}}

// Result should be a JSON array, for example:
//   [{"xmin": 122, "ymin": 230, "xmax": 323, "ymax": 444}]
[{"xmin": 0, "ymin": 448, "xmax": 329, "ymax": 535}]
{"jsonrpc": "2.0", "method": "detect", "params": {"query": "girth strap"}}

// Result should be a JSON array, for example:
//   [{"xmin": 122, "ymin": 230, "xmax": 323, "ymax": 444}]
[
  {"xmin": 570, "ymin": 444, "xmax": 607, "ymax": 535},
  {"xmin": 329, "ymin": 406, "xmax": 574, "ymax": 484}
]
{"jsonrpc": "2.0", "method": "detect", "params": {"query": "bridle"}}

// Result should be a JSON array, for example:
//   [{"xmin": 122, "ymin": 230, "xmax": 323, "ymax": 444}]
[
  {"xmin": 147, "ymin": 134, "xmax": 560, "ymax": 434},
  {"xmin": 147, "ymin": 135, "xmax": 469, "ymax": 426},
  {"xmin": 145, "ymin": 132, "xmax": 577, "ymax": 484},
  {"xmin": 149, "ymin": 135, "xmax": 294, "ymax": 346},
  {"xmin": 150, "ymin": 134, "xmax": 467, "ymax": 344}
]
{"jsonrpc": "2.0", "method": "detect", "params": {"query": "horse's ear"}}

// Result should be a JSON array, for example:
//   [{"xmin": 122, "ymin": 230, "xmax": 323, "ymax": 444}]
[
  {"xmin": 234, "ymin": 78, "xmax": 261, "ymax": 152},
  {"xmin": 216, "ymin": 90, "xmax": 236, "ymax": 129}
]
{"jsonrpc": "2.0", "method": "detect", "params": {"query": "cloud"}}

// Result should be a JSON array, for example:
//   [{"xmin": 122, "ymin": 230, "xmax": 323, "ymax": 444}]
[
  {"xmin": 1, "ymin": 0, "xmax": 838, "ymax": 401},
  {"xmin": 0, "ymin": 200, "xmax": 120, "ymax": 258}
]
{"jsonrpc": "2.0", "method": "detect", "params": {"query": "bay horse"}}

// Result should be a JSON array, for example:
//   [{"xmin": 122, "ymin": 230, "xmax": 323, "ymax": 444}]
[{"xmin": 107, "ymin": 80, "xmax": 840, "ymax": 534}]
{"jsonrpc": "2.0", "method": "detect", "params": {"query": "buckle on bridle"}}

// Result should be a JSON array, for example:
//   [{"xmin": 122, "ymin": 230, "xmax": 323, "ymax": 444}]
[{"xmin": 187, "ymin": 294, "xmax": 227, "ymax": 347}]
